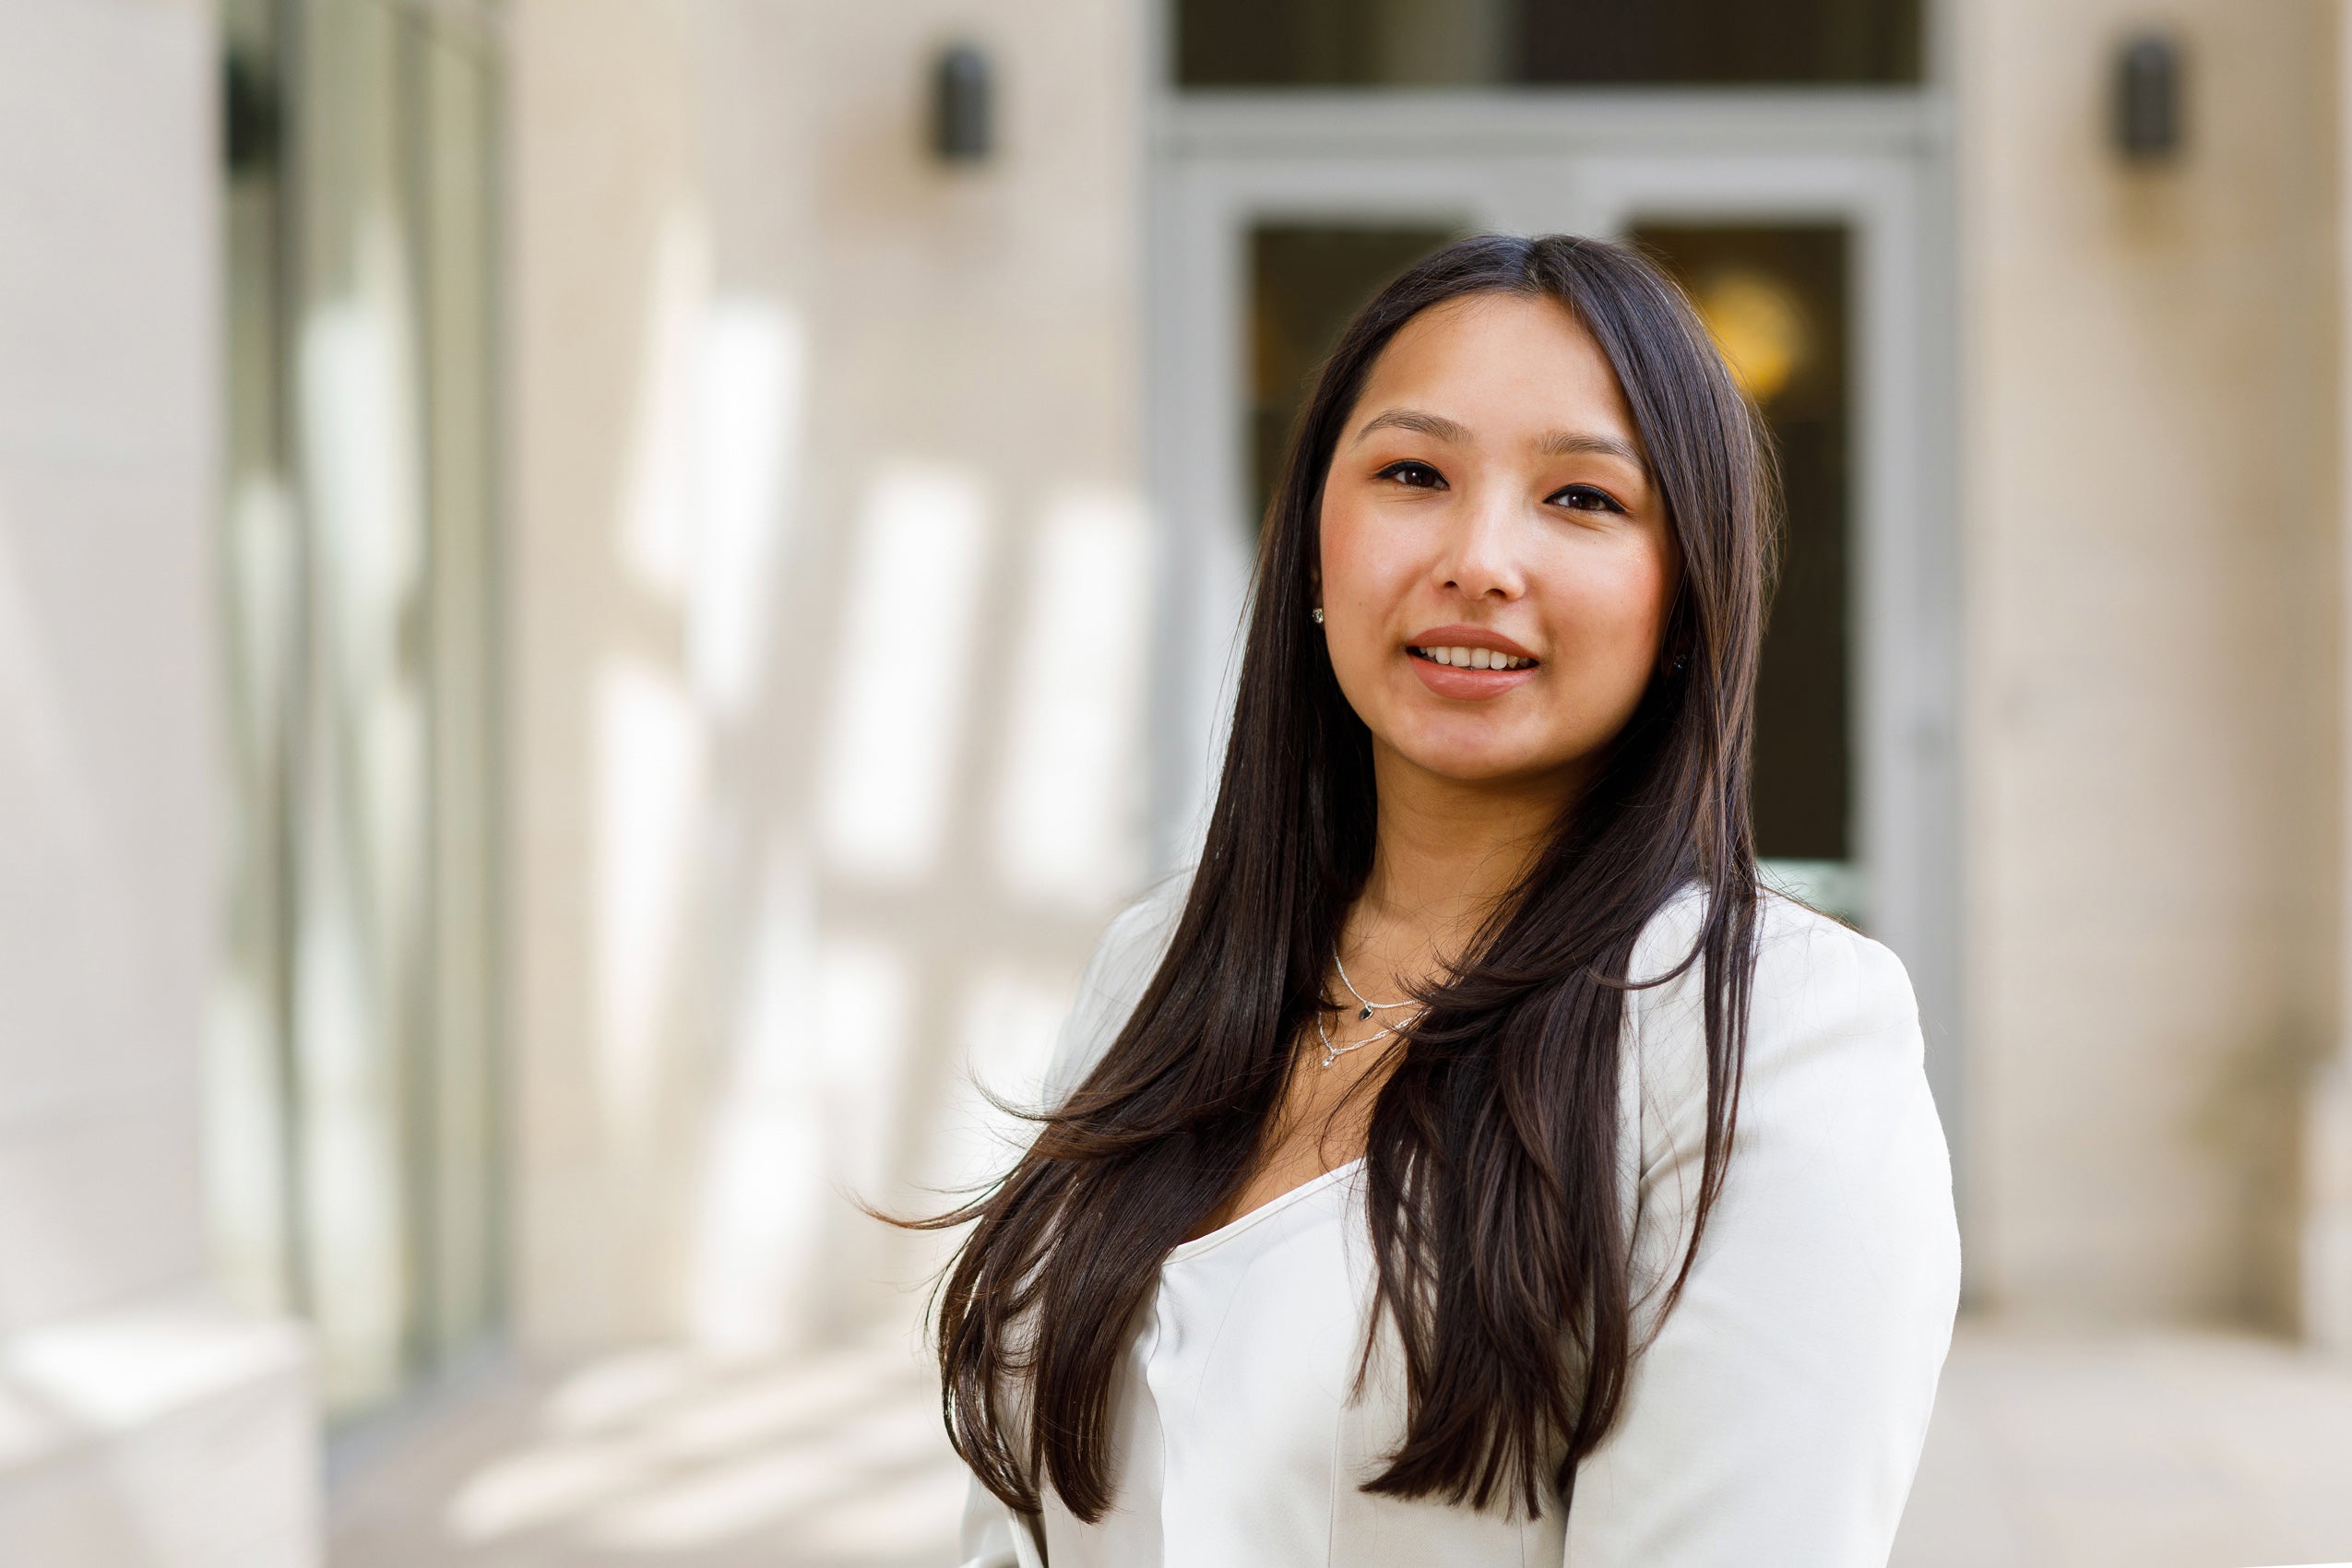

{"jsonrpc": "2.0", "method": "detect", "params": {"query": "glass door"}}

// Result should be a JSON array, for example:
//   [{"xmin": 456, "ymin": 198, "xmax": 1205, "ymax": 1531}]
[
  {"xmin": 1147, "ymin": 105, "xmax": 1956, "ymax": 1111},
  {"xmin": 214, "ymin": 0, "xmax": 506, "ymax": 1426}
]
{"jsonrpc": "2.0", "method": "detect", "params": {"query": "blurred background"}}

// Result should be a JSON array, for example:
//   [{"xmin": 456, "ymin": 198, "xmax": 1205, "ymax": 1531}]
[{"xmin": 6, "ymin": 0, "xmax": 2352, "ymax": 1563}]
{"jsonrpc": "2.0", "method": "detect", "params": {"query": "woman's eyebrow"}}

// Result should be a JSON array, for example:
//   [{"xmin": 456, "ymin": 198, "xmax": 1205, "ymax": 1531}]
[
  {"xmin": 1351, "ymin": 408, "xmax": 1471, "ymax": 445},
  {"xmin": 1537, "ymin": 429, "xmax": 1646, "ymax": 469},
  {"xmin": 1352, "ymin": 408, "xmax": 1648, "ymax": 474}
]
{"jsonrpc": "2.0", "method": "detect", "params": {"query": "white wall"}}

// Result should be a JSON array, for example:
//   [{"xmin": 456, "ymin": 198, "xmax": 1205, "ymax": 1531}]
[
  {"xmin": 0, "ymin": 0, "xmax": 316, "ymax": 1561},
  {"xmin": 1959, "ymin": 0, "xmax": 2342, "ymax": 1330},
  {"xmin": 507, "ymin": 0, "xmax": 1152, "ymax": 1355}
]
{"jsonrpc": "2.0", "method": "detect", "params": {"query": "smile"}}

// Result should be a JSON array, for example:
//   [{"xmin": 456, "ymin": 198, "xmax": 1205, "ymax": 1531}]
[{"xmin": 1409, "ymin": 645, "xmax": 1538, "ymax": 671}]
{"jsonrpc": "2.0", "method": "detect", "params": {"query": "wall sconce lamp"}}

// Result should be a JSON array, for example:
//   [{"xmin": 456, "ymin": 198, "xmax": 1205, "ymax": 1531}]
[
  {"xmin": 932, "ymin": 43, "xmax": 992, "ymax": 164},
  {"xmin": 223, "ymin": 51, "xmax": 282, "ymax": 177},
  {"xmin": 2113, "ymin": 30, "xmax": 2184, "ymax": 163}
]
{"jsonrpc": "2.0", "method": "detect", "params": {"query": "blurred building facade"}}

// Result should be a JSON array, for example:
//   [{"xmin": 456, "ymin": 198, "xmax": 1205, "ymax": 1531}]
[
  {"xmin": 0, "ymin": 2, "xmax": 315, "ymax": 1562},
  {"xmin": 6, "ymin": 0, "xmax": 2352, "ymax": 1561}
]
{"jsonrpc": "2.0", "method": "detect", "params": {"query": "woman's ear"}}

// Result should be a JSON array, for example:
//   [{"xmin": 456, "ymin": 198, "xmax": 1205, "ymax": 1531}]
[{"xmin": 1656, "ymin": 601, "xmax": 1694, "ymax": 680}]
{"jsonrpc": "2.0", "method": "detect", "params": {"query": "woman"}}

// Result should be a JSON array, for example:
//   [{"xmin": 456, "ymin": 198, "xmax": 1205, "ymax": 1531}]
[{"xmin": 914, "ymin": 234, "xmax": 1960, "ymax": 1565}]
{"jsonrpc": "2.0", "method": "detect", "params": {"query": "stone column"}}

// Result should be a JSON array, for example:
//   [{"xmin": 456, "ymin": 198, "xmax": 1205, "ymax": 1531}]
[
  {"xmin": 0, "ymin": 2, "xmax": 318, "ymax": 1561},
  {"xmin": 2315, "ymin": 1, "xmax": 2352, "ymax": 1359}
]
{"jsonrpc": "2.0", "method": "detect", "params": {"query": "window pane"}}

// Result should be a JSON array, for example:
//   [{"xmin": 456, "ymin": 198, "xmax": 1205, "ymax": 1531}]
[
  {"xmin": 1633, "ymin": 222, "xmax": 1854, "ymax": 869},
  {"xmin": 289, "ymin": 0, "xmax": 420, "ymax": 1420},
  {"xmin": 417, "ymin": 31, "xmax": 505, "ymax": 1374},
  {"xmin": 214, "ymin": 0, "xmax": 505, "ymax": 1427},
  {"xmin": 1180, "ymin": 0, "xmax": 1921, "ymax": 88},
  {"xmin": 1250, "ymin": 223, "xmax": 1461, "ymax": 527}
]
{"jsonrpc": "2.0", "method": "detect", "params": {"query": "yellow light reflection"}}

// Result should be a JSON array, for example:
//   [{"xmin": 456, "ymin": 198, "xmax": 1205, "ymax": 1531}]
[{"xmin": 1692, "ymin": 268, "xmax": 1811, "ymax": 405}]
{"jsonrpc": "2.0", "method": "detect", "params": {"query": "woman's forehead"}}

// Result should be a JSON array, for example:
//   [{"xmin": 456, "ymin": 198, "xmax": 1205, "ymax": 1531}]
[{"xmin": 1352, "ymin": 293, "xmax": 1646, "ymax": 459}]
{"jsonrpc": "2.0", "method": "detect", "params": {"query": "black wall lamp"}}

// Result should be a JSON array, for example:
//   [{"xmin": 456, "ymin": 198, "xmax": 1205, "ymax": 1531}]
[
  {"xmin": 2113, "ymin": 30, "xmax": 2185, "ymax": 163},
  {"xmin": 223, "ymin": 51, "xmax": 282, "ymax": 177},
  {"xmin": 932, "ymin": 43, "xmax": 992, "ymax": 164}
]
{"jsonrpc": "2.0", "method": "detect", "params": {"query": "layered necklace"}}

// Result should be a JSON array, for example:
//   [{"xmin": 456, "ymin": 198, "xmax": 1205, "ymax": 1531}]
[{"xmin": 1314, "ymin": 950, "xmax": 1423, "ymax": 1069}]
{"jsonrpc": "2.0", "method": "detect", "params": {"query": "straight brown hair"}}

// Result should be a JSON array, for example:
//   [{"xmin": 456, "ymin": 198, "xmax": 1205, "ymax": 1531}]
[{"xmin": 901, "ymin": 233, "xmax": 1775, "ymax": 1525}]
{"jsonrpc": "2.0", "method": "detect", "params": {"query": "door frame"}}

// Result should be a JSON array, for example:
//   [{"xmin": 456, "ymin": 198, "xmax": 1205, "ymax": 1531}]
[{"xmin": 1142, "ymin": 89, "xmax": 1962, "ymax": 1153}]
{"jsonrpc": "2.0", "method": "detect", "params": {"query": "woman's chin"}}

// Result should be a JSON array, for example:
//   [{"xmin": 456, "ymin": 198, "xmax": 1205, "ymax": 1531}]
[{"xmin": 1381, "ymin": 733, "xmax": 1579, "ymax": 793}]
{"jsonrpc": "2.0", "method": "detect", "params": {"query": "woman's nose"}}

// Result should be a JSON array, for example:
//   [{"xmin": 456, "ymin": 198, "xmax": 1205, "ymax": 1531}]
[{"xmin": 1435, "ymin": 485, "xmax": 1526, "ymax": 600}]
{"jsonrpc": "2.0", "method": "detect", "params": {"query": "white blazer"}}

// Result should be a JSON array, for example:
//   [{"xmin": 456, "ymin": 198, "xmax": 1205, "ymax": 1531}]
[{"xmin": 956, "ymin": 877, "xmax": 1962, "ymax": 1567}]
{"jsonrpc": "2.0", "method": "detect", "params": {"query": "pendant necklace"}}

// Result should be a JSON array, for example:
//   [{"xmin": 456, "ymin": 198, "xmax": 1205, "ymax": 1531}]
[
  {"xmin": 1317, "ymin": 951, "xmax": 1420, "ymax": 1068},
  {"xmin": 1335, "ymin": 950, "xmax": 1417, "ymax": 1022},
  {"xmin": 1315, "ymin": 1010, "xmax": 1395, "ymax": 1068}
]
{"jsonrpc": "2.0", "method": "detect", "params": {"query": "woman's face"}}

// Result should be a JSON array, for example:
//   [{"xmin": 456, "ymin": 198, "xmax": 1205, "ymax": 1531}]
[{"xmin": 1316, "ymin": 291, "xmax": 1682, "ymax": 800}]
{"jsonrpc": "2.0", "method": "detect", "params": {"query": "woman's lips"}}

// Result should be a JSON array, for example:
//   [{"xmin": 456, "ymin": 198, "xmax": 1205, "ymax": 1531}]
[{"xmin": 1407, "ymin": 645, "xmax": 1539, "ymax": 700}]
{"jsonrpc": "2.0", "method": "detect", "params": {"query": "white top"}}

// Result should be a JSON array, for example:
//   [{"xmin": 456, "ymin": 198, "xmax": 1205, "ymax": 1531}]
[{"xmin": 955, "ymin": 879, "xmax": 1962, "ymax": 1567}]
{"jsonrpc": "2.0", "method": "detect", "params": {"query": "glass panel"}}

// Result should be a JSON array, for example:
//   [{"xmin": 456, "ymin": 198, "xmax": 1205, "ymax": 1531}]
[
  {"xmin": 214, "ymin": 0, "xmax": 303, "ymax": 1327},
  {"xmin": 1249, "ymin": 223, "xmax": 1462, "ymax": 527},
  {"xmin": 417, "ymin": 31, "xmax": 505, "ymax": 1372},
  {"xmin": 1179, "ymin": 0, "xmax": 1921, "ymax": 88},
  {"xmin": 290, "ymin": 0, "xmax": 424, "ymax": 1419},
  {"xmin": 212, "ymin": 0, "xmax": 505, "ymax": 1427},
  {"xmin": 1631, "ymin": 223, "xmax": 1855, "ymax": 897}
]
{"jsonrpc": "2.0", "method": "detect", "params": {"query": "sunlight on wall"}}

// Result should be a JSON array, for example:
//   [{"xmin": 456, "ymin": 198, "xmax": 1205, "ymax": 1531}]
[
  {"xmin": 688, "ymin": 869, "xmax": 921, "ymax": 1353},
  {"xmin": 619, "ymin": 209, "xmax": 710, "ymax": 601},
  {"xmin": 691, "ymin": 300, "xmax": 802, "ymax": 719},
  {"xmin": 817, "ymin": 468, "xmax": 992, "ymax": 885},
  {"xmin": 684, "ymin": 843, "xmax": 824, "ymax": 1356},
  {"xmin": 593, "ymin": 659, "xmax": 706, "ymax": 1149},
  {"xmin": 812, "ymin": 936, "xmax": 915, "ymax": 1199},
  {"xmin": 615, "ymin": 217, "xmax": 802, "ymax": 721},
  {"xmin": 992, "ymin": 490, "xmax": 1151, "ymax": 910},
  {"xmin": 578, "ymin": 184, "xmax": 827, "ymax": 1348}
]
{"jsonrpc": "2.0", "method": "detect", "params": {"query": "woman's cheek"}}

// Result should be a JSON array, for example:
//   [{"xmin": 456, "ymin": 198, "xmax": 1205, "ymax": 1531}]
[{"xmin": 1542, "ymin": 564, "xmax": 1667, "ymax": 719}]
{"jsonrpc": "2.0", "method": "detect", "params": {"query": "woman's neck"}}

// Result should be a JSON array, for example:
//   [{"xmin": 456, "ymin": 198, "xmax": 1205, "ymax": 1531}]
[{"xmin": 1351, "ymin": 746, "xmax": 1579, "ymax": 978}]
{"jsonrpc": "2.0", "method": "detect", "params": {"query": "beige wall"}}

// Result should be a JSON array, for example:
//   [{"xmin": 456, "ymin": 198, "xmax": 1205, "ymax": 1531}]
[
  {"xmin": 0, "ymin": 0, "xmax": 315, "ymax": 1560},
  {"xmin": 508, "ymin": 0, "xmax": 1149, "ymax": 1354},
  {"xmin": 1959, "ymin": 1, "xmax": 2342, "ymax": 1328},
  {"xmin": 507, "ymin": 0, "xmax": 2352, "ymax": 1354}
]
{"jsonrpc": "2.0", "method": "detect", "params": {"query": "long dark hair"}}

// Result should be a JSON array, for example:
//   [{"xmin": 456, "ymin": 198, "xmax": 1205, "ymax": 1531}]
[{"xmin": 910, "ymin": 233, "xmax": 1774, "ymax": 1524}]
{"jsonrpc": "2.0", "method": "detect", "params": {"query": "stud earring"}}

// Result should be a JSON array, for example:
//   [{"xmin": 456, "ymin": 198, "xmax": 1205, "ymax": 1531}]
[{"xmin": 1311, "ymin": 606, "xmax": 1325, "ymax": 624}]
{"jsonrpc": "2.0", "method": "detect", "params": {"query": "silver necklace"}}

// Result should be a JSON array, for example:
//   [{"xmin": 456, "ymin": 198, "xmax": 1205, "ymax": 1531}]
[
  {"xmin": 1315, "ymin": 953, "xmax": 1422, "ymax": 1067},
  {"xmin": 1333, "ymin": 950, "xmax": 1415, "ymax": 1021},
  {"xmin": 1314, "ymin": 1008, "xmax": 1399, "ymax": 1069}
]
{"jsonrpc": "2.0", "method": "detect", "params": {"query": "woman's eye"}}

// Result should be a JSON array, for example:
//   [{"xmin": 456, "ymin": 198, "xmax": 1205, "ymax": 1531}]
[
  {"xmin": 1550, "ymin": 483, "xmax": 1624, "ymax": 514},
  {"xmin": 1377, "ymin": 460, "xmax": 1446, "ymax": 490}
]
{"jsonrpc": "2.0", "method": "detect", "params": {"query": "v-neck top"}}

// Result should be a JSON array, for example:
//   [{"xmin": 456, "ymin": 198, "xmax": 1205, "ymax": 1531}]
[{"xmin": 954, "ymin": 879, "xmax": 1961, "ymax": 1568}]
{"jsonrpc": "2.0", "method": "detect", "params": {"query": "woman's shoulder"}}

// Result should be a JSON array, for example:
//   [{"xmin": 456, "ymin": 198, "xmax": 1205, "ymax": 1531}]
[
  {"xmin": 1623, "ymin": 879, "xmax": 1925, "ymax": 1111},
  {"xmin": 1617, "ymin": 878, "xmax": 1953, "ymax": 1312},
  {"xmin": 1099, "ymin": 869, "xmax": 1194, "ymax": 975},
  {"xmin": 1039, "ymin": 870, "xmax": 1194, "ymax": 1106},
  {"xmin": 1630, "ymin": 880, "xmax": 1915, "ymax": 1027}
]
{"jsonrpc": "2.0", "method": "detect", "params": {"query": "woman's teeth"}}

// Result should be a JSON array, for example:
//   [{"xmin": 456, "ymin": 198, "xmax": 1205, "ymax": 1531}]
[{"xmin": 1414, "ymin": 646, "xmax": 1535, "ymax": 671}]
